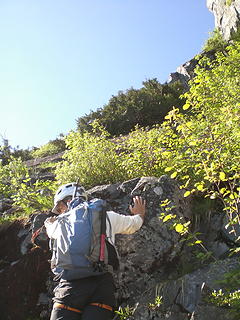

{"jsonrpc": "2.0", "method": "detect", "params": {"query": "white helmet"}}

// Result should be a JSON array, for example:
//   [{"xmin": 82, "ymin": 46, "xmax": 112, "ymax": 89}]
[{"xmin": 52, "ymin": 182, "xmax": 87, "ymax": 213}]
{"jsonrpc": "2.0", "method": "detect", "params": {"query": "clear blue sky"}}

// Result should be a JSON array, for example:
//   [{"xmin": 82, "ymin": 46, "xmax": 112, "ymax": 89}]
[{"xmin": 0, "ymin": 0, "xmax": 214, "ymax": 149}]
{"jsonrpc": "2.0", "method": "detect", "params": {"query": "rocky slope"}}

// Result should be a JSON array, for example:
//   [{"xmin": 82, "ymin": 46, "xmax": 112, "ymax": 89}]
[{"xmin": 0, "ymin": 176, "xmax": 239, "ymax": 320}]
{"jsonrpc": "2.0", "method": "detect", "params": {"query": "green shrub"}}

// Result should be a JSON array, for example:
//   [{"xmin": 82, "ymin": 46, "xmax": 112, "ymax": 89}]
[
  {"xmin": 55, "ymin": 121, "xmax": 127, "ymax": 188},
  {"xmin": 56, "ymin": 123, "xmax": 167, "ymax": 189},
  {"xmin": 11, "ymin": 178, "xmax": 56, "ymax": 215},
  {"xmin": 0, "ymin": 157, "xmax": 56, "ymax": 217},
  {"xmin": 119, "ymin": 125, "xmax": 166, "ymax": 178},
  {"xmin": 57, "ymin": 42, "xmax": 239, "ymax": 232},
  {"xmin": 203, "ymin": 29, "xmax": 227, "ymax": 52},
  {"xmin": 31, "ymin": 138, "xmax": 66, "ymax": 159},
  {"xmin": 0, "ymin": 157, "xmax": 29, "ymax": 198},
  {"xmin": 160, "ymin": 41, "xmax": 240, "ymax": 229}
]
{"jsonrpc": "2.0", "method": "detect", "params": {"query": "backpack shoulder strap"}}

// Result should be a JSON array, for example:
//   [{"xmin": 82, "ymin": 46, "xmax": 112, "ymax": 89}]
[{"xmin": 99, "ymin": 205, "xmax": 107, "ymax": 263}]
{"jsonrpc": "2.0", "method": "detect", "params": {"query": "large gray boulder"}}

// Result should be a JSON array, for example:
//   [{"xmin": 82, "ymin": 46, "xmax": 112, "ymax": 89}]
[{"xmin": 88, "ymin": 176, "xmax": 190, "ymax": 304}]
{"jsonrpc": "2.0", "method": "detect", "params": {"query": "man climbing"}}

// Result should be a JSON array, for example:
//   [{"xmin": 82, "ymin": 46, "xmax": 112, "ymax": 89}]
[{"xmin": 45, "ymin": 182, "xmax": 146, "ymax": 320}]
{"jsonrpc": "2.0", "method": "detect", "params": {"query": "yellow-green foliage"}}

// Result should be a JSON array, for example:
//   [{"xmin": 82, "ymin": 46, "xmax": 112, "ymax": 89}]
[
  {"xmin": 0, "ymin": 157, "xmax": 56, "ymax": 217},
  {"xmin": 115, "ymin": 305, "xmax": 135, "ymax": 320},
  {"xmin": 0, "ymin": 157, "xmax": 29, "ymax": 198},
  {"xmin": 31, "ymin": 138, "xmax": 65, "ymax": 159},
  {"xmin": 159, "ymin": 42, "xmax": 240, "ymax": 234},
  {"xmin": 56, "ymin": 122, "xmax": 168, "ymax": 188},
  {"xmin": 55, "ymin": 121, "xmax": 127, "ymax": 188},
  {"xmin": 119, "ymin": 126, "xmax": 166, "ymax": 178},
  {"xmin": 56, "ymin": 41, "xmax": 240, "ymax": 223}
]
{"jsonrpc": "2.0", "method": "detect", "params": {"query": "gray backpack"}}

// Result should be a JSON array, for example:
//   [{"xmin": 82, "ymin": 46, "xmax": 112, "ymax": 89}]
[{"xmin": 50, "ymin": 197, "xmax": 119, "ymax": 280}]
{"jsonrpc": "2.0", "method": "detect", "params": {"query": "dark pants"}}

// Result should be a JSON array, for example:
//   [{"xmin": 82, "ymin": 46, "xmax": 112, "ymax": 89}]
[{"xmin": 50, "ymin": 273, "xmax": 116, "ymax": 320}]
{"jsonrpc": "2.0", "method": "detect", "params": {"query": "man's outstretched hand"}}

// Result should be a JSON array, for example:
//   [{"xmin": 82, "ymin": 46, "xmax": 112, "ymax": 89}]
[{"xmin": 129, "ymin": 196, "xmax": 146, "ymax": 220}]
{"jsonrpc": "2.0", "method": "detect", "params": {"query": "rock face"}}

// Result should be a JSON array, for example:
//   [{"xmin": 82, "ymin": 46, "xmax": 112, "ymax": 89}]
[
  {"xmin": 168, "ymin": 50, "xmax": 217, "ymax": 90},
  {"xmin": 168, "ymin": 57, "xmax": 199, "ymax": 90},
  {"xmin": 164, "ymin": 258, "xmax": 239, "ymax": 320},
  {"xmin": 207, "ymin": 0, "xmax": 240, "ymax": 40},
  {"xmin": 0, "ymin": 176, "xmax": 239, "ymax": 319}
]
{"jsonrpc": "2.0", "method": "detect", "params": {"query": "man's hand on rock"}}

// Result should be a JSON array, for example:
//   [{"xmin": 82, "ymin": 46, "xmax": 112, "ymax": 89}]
[{"xmin": 129, "ymin": 196, "xmax": 146, "ymax": 220}]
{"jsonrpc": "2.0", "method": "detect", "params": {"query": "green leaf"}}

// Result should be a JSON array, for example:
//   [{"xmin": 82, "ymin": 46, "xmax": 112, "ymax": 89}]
[
  {"xmin": 196, "ymin": 184, "xmax": 204, "ymax": 191},
  {"xmin": 163, "ymin": 214, "xmax": 174, "ymax": 222},
  {"xmin": 165, "ymin": 167, "xmax": 173, "ymax": 172},
  {"xmin": 220, "ymin": 188, "xmax": 226, "ymax": 194},
  {"xmin": 175, "ymin": 224, "xmax": 184, "ymax": 233},
  {"xmin": 183, "ymin": 103, "xmax": 190, "ymax": 110},
  {"xmin": 162, "ymin": 151, "xmax": 171, "ymax": 156},
  {"xmin": 184, "ymin": 191, "xmax": 191, "ymax": 197},
  {"xmin": 219, "ymin": 172, "xmax": 226, "ymax": 181},
  {"xmin": 171, "ymin": 171, "xmax": 178, "ymax": 179}
]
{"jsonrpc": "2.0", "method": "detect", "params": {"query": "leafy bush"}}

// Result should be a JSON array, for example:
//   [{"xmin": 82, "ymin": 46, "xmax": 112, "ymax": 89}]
[
  {"xmin": 11, "ymin": 178, "xmax": 55, "ymax": 215},
  {"xmin": 119, "ymin": 125, "xmax": 166, "ymax": 178},
  {"xmin": 31, "ymin": 138, "xmax": 66, "ymax": 159},
  {"xmin": 203, "ymin": 28, "xmax": 227, "ymax": 52},
  {"xmin": 56, "ymin": 123, "xmax": 168, "ymax": 188},
  {"xmin": 55, "ymin": 121, "xmax": 127, "ymax": 188},
  {"xmin": 57, "ymin": 41, "xmax": 240, "ymax": 234},
  {"xmin": 0, "ymin": 157, "xmax": 56, "ymax": 217},
  {"xmin": 160, "ymin": 41, "xmax": 240, "ymax": 227}
]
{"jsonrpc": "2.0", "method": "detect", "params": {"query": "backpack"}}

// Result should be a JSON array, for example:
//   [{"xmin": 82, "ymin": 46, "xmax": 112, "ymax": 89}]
[{"xmin": 50, "ymin": 197, "xmax": 119, "ymax": 280}]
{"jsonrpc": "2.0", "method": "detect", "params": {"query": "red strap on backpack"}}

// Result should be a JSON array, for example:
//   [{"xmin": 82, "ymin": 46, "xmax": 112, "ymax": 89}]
[
  {"xmin": 99, "ymin": 209, "xmax": 107, "ymax": 262},
  {"xmin": 31, "ymin": 226, "xmax": 44, "ymax": 244}
]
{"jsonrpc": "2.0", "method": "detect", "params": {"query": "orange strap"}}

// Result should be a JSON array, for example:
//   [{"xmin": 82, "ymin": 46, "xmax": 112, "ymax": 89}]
[
  {"xmin": 54, "ymin": 303, "xmax": 82, "ymax": 313},
  {"xmin": 90, "ymin": 302, "xmax": 113, "ymax": 312},
  {"xmin": 54, "ymin": 302, "xmax": 113, "ymax": 313}
]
